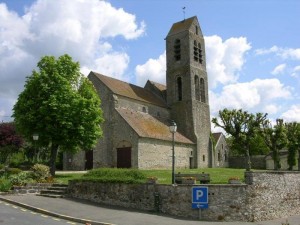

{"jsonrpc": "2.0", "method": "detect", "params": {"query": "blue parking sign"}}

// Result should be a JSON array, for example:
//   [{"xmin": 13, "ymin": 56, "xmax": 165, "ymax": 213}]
[{"xmin": 192, "ymin": 187, "xmax": 208, "ymax": 209}]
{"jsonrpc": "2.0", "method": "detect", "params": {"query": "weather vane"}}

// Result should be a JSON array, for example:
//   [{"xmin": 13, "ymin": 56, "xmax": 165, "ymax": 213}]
[{"xmin": 182, "ymin": 6, "xmax": 186, "ymax": 20}]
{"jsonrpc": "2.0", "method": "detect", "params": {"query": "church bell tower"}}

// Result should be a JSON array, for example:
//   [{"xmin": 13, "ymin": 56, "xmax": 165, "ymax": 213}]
[{"xmin": 166, "ymin": 16, "xmax": 211, "ymax": 168}]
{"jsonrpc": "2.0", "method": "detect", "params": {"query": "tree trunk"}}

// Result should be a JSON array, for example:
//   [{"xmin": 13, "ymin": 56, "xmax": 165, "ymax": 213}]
[
  {"xmin": 245, "ymin": 146, "xmax": 251, "ymax": 171},
  {"xmin": 49, "ymin": 143, "xmax": 59, "ymax": 177},
  {"xmin": 298, "ymin": 150, "xmax": 300, "ymax": 171},
  {"xmin": 273, "ymin": 148, "xmax": 279, "ymax": 170}
]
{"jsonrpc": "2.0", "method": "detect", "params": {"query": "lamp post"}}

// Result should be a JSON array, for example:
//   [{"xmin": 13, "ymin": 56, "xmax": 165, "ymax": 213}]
[
  {"xmin": 32, "ymin": 133, "xmax": 39, "ymax": 162},
  {"xmin": 169, "ymin": 120, "xmax": 177, "ymax": 185}
]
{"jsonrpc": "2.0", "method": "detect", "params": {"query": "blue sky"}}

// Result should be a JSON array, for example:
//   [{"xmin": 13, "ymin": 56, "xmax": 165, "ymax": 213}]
[{"xmin": 0, "ymin": 0, "xmax": 299, "ymax": 129}]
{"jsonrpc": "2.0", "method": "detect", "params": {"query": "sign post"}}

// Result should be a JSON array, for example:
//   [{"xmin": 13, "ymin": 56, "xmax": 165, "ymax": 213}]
[{"xmin": 192, "ymin": 187, "xmax": 208, "ymax": 220}]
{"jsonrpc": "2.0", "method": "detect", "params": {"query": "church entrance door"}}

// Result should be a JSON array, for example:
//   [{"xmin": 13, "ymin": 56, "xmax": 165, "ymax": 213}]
[
  {"xmin": 117, "ymin": 147, "xmax": 131, "ymax": 168},
  {"xmin": 85, "ymin": 150, "xmax": 93, "ymax": 170}
]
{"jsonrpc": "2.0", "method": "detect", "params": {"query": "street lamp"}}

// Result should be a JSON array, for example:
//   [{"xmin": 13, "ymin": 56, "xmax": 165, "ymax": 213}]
[
  {"xmin": 169, "ymin": 120, "xmax": 177, "ymax": 185},
  {"xmin": 32, "ymin": 133, "xmax": 39, "ymax": 162}
]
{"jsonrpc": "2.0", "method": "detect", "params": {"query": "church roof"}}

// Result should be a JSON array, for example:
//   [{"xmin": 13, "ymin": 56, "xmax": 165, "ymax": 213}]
[
  {"xmin": 90, "ymin": 71, "xmax": 167, "ymax": 108},
  {"xmin": 167, "ymin": 16, "xmax": 198, "ymax": 36},
  {"xmin": 212, "ymin": 132, "xmax": 222, "ymax": 142},
  {"xmin": 147, "ymin": 80, "xmax": 166, "ymax": 92},
  {"xmin": 116, "ymin": 108, "xmax": 194, "ymax": 144}
]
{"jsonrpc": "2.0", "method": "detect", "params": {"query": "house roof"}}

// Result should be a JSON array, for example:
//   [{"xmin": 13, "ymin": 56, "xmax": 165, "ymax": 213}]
[
  {"xmin": 116, "ymin": 108, "xmax": 194, "ymax": 144},
  {"xmin": 167, "ymin": 16, "xmax": 198, "ymax": 36},
  {"xmin": 90, "ymin": 71, "xmax": 167, "ymax": 108}
]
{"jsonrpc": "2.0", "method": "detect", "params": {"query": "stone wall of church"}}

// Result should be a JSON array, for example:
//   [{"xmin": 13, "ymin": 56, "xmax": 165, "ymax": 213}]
[
  {"xmin": 89, "ymin": 74, "xmax": 116, "ymax": 168},
  {"xmin": 117, "ymin": 96, "xmax": 170, "ymax": 119},
  {"xmin": 138, "ymin": 138, "xmax": 194, "ymax": 169}
]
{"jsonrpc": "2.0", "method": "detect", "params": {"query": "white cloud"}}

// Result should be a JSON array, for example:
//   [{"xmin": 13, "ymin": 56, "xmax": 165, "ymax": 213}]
[
  {"xmin": 255, "ymin": 46, "xmax": 279, "ymax": 55},
  {"xmin": 255, "ymin": 45, "xmax": 300, "ymax": 60},
  {"xmin": 281, "ymin": 105, "xmax": 300, "ymax": 122},
  {"xmin": 210, "ymin": 78, "xmax": 291, "ymax": 114},
  {"xmin": 135, "ymin": 36, "xmax": 251, "ymax": 88},
  {"xmin": 291, "ymin": 65, "xmax": 300, "ymax": 78},
  {"xmin": 205, "ymin": 35, "xmax": 251, "ymax": 88},
  {"xmin": 0, "ymin": 0, "xmax": 145, "ymax": 120},
  {"xmin": 135, "ymin": 51, "xmax": 166, "ymax": 86},
  {"xmin": 271, "ymin": 63, "xmax": 286, "ymax": 75},
  {"xmin": 263, "ymin": 104, "xmax": 279, "ymax": 115}
]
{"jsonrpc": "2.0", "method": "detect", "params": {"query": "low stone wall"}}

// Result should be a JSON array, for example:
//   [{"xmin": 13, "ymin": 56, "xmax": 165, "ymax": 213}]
[
  {"xmin": 229, "ymin": 155, "xmax": 266, "ymax": 169},
  {"xmin": 67, "ymin": 171, "xmax": 300, "ymax": 222}
]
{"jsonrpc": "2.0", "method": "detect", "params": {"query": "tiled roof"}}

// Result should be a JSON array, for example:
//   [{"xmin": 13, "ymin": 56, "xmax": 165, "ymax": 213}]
[
  {"xmin": 116, "ymin": 108, "xmax": 194, "ymax": 144},
  {"xmin": 147, "ymin": 80, "xmax": 166, "ymax": 92},
  {"xmin": 90, "ymin": 71, "xmax": 167, "ymax": 108},
  {"xmin": 167, "ymin": 16, "xmax": 197, "ymax": 36}
]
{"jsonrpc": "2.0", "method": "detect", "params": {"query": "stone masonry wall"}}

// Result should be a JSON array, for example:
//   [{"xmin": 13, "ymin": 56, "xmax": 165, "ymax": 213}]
[{"xmin": 67, "ymin": 171, "xmax": 300, "ymax": 222}]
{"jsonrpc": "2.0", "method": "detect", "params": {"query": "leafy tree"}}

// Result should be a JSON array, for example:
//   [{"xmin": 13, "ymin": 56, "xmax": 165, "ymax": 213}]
[
  {"xmin": 227, "ymin": 133, "xmax": 269, "ymax": 156},
  {"xmin": 0, "ymin": 122, "xmax": 24, "ymax": 164},
  {"xmin": 261, "ymin": 119, "xmax": 287, "ymax": 170},
  {"xmin": 285, "ymin": 122, "xmax": 300, "ymax": 170},
  {"xmin": 212, "ymin": 108, "xmax": 268, "ymax": 171},
  {"xmin": 13, "ymin": 55, "xmax": 104, "ymax": 176}
]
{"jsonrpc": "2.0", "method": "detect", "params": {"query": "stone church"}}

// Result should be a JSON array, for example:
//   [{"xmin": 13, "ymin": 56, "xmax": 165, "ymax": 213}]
[{"xmin": 64, "ymin": 16, "xmax": 228, "ymax": 170}]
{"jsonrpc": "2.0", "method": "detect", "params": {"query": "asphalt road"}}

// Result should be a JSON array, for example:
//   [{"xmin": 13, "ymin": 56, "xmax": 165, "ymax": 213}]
[{"xmin": 0, "ymin": 200, "xmax": 78, "ymax": 225}]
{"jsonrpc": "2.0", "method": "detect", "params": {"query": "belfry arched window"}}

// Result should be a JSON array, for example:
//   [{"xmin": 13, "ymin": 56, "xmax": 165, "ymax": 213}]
[
  {"xmin": 176, "ymin": 77, "xmax": 182, "ymax": 101},
  {"xmin": 193, "ymin": 41, "xmax": 203, "ymax": 64},
  {"xmin": 174, "ymin": 39, "xmax": 181, "ymax": 61},
  {"xmin": 194, "ymin": 75, "xmax": 200, "ymax": 101},
  {"xmin": 200, "ymin": 78, "xmax": 206, "ymax": 103}
]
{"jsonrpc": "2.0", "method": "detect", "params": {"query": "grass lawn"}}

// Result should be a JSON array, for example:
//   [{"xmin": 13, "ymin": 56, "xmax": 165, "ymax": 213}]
[
  {"xmin": 142, "ymin": 168, "xmax": 246, "ymax": 184},
  {"xmin": 54, "ymin": 168, "xmax": 247, "ymax": 184}
]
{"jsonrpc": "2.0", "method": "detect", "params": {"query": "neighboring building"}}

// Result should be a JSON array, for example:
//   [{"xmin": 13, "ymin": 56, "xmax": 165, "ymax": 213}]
[
  {"xmin": 64, "ymin": 16, "xmax": 228, "ymax": 170},
  {"xmin": 211, "ymin": 132, "xmax": 229, "ymax": 167}
]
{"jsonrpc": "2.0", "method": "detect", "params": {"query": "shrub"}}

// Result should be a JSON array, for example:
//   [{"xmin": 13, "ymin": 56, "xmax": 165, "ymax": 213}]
[
  {"xmin": 7, "ymin": 168, "xmax": 22, "ymax": 175},
  {"xmin": 31, "ymin": 164, "xmax": 50, "ymax": 182},
  {"xmin": 0, "ymin": 178, "xmax": 12, "ymax": 192},
  {"xmin": 8, "ymin": 171, "xmax": 34, "ymax": 186},
  {"xmin": 81, "ymin": 168, "xmax": 147, "ymax": 184}
]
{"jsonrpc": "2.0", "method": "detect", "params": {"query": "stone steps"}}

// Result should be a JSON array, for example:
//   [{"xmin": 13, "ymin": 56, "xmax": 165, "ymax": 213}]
[{"xmin": 37, "ymin": 183, "xmax": 68, "ymax": 198}]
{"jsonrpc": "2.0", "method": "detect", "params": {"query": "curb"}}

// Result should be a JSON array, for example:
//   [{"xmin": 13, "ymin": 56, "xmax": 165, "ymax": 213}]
[{"xmin": 0, "ymin": 195, "xmax": 115, "ymax": 225}]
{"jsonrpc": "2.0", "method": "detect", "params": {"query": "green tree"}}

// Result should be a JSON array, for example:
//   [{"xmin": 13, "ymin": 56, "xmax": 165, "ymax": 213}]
[
  {"xmin": 261, "ymin": 119, "xmax": 287, "ymax": 170},
  {"xmin": 212, "ymin": 108, "xmax": 268, "ymax": 171},
  {"xmin": 285, "ymin": 122, "xmax": 300, "ymax": 170},
  {"xmin": 13, "ymin": 55, "xmax": 104, "ymax": 176}
]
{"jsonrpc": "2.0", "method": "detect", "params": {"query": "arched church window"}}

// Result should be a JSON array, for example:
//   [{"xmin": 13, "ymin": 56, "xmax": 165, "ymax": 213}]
[
  {"xmin": 195, "ymin": 25, "xmax": 198, "ymax": 35},
  {"xmin": 176, "ymin": 77, "xmax": 182, "ymax": 101},
  {"xmin": 200, "ymin": 78, "xmax": 206, "ymax": 103},
  {"xmin": 193, "ymin": 41, "xmax": 198, "ymax": 62},
  {"xmin": 194, "ymin": 75, "xmax": 200, "ymax": 101},
  {"xmin": 198, "ymin": 43, "xmax": 203, "ymax": 64},
  {"xmin": 174, "ymin": 39, "xmax": 181, "ymax": 61}
]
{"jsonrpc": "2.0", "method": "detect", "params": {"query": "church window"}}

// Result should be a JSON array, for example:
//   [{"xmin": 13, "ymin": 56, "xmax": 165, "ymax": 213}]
[
  {"xmin": 195, "ymin": 25, "xmax": 198, "ymax": 35},
  {"xmin": 174, "ymin": 39, "xmax": 181, "ymax": 61},
  {"xmin": 200, "ymin": 78, "xmax": 206, "ymax": 103},
  {"xmin": 193, "ymin": 41, "xmax": 198, "ymax": 62},
  {"xmin": 176, "ymin": 77, "xmax": 182, "ymax": 101},
  {"xmin": 202, "ymin": 155, "xmax": 206, "ymax": 162},
  {"xmin": 198, "ymin": 43, "xmax": 203, "ymax": 64},
  {"xmin": 194, "ymin": 75, "xmax": 200, "ymax": 101},
  {"xmin": 193, "ymin": 41, "xmax": 203, "ymax": 64}
]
